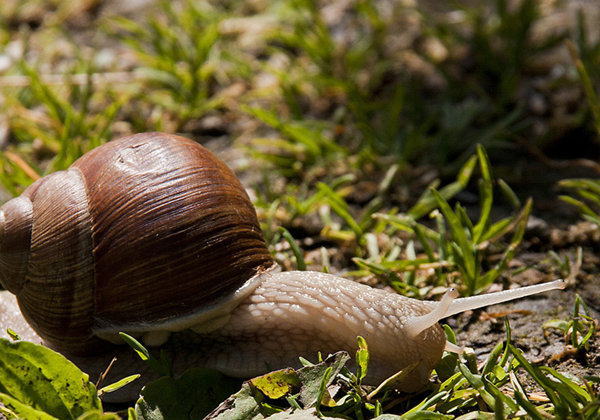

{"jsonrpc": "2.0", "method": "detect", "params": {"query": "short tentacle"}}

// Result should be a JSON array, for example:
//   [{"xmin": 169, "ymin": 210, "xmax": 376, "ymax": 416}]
[
  {"xmin": 444, "ymin": 341, "xmax": 463, "ymax": 354},
  {"xmin": 404, "ymin": 288, "xmax": 459, "ymax": 338}
]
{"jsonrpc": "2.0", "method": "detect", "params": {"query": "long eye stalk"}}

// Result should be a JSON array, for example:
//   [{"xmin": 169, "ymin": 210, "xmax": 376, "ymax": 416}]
[
  {"xmin": 404, "ymin": 279, "xmax": 566, "ymax": 339},
  {"xmin": 445, "ymin": 279, "xmax": 566, "ymax": 318}
]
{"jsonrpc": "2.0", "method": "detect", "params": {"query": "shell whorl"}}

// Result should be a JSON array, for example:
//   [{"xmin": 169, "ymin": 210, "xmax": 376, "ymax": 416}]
[
  {"xmin": 0, "ymin": 196, "xmax": 33, "ymax": 294},
  {"xmin": 0, "ymin": 169, "xmax": 96, "ymax": 352},
  {"xmin": 0, "ymin": 132, "xmax": 274, "ymax": 354}
]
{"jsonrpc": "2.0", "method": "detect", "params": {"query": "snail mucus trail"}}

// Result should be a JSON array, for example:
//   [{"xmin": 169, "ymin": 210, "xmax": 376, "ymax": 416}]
[{"xmin": 0, "ymin": 132, "xmax": 567, "ymax": 402}]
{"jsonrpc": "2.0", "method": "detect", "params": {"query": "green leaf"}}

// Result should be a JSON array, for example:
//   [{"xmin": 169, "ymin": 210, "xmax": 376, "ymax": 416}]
[
  {"xmin": 356, "ymin": 336, "xmax": 369, "ymax": 384},
  {"xmin": 540, "ymin": 367, "xmax": 592, "ymax": 404},
  {"xmin": 498, "ymin": 179, "xmax": 521, "ymax": 208},
  {"xmin": 368, "ymin": 362, "xmax": 421, "ymax": 400},
  {"xmin": 318, "ymin": 182, "xmax": 363, "ymax": 239},
  {"xmin": 513, "ymin": 389, "xmax": 545, "ymax": 420},
  {"xmin": 135, "ymin": 368, "xmax": 242, "ymax": 420},
  {"xmin": 249, "ymin": 368, "xmax": 300, "ymax": 399},
  {"xmin": 6, "ymin": 328, "xmax": 20, "ymax": 341},
  {"xmin": 99, "ymin": 374, "xmax": 141, "ymax": 396},
  {"xmin": 431, "ymin": 188, "xmax": 476, "ymax": 284},
  {"xmin": 401, "ymin": 412, "xmax": 451, "ymax": 419},
  {"xmin": 481, "ymin": 342, "xmax": 504, "ymax": 377},
  {"xmin": 508, "ymin": 344, "xmax": 562, "ymax": 409},
  {"xmin": 566, "ymin": 40, "xmax": 600, "ymax": 135},
  {"xmin": 0, "ymin": 339, "xmax": 101, "ymax": 420},
  {"xmin": 119, "ymin": 333, "xmax": 170, "ymax": 377},
  {"xmin": 279, "ymin": 227, "xmax": 306, "ymax": 270},
  {"xmin": 0, "ymin": 392, "xmax": 57, "ymax": 420},
  {"xmin": 559, "ymin": 195, "xmax": 600, "ymax": 224},
  {"xmin": 314, "ymin": 366, "xmax": 334, "ymax": 411},
  {"xmin": 76, "ymin": 410, "xmax": 122, "ymax": 420},
  {"xmin": 458, "ymin": 363, "xmax": 496, "ymax": 409},
  {"xmin": 205, "ymin": 382, "xmax": 262, "ymax": 420},
  {"xmin": 297, "ymin": 352, "xmax": 350, "ymax": 407},
  {"xmin": 472, "ymin": 144, "xmax": 493, "ymax": 244},
  {"xmin": 482, "ymin": 375, "xmax": 519, "ymax": 414},
  {"xmin": 435, "ymin": 325, "xmax": 459, "ymax": 381}
]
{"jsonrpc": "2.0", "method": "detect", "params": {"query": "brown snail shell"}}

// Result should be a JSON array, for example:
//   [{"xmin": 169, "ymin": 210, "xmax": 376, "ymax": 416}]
[{"xmin": 0, "ymin": 132, "xmax": 273, "ymax": 354}]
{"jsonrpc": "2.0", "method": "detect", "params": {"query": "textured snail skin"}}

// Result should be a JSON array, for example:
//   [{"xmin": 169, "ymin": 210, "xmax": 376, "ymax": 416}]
[
  {"xmin": 193, "ymin": 270, "xmax": 445, "ymax": 387},
  {"xmin": 0, "ymin": 269, "xmax": 445, "ymax": 402}
]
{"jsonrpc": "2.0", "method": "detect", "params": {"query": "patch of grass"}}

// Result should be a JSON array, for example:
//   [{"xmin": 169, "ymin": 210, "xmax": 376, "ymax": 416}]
[
  {"xmin": 544, "ymin": 294, "xmax": 597, "ymax": 351},
  {"xmin": 118, "ymin": 325, "xmax": 599, "ymax": 419},
  {"xmin": 356, "ymin": 145, "xmax": 530, "ymax": 296},
  {"xmin": 426, "ymin": 0, "xmax": 567, "ymax": 106},
  {"xmin": 252, "ymin": 0, "xmax": 430, "ymax": 163},
  {"xmin": 0, "ymin": 59, "xmax": 122, "ymax": 194},
  {"xmin": 558, "ymin": 24, "xmax": 600, "ymax": 226},
  {"xmin": 244, "ymin": 105, "xmax": 347, "ymax": 179},
  {"xmin": 402, "ymin": 320, "xmax": 599, "ymax": 418},
  {"xmin": 547, "ymin": 247, "xmax": 582, "ymax": 282},
  {"xmin": 559, "ymin": 178, "xmax": 600, "ymax": 226},
  {"xmin": 245, "ymin": 0, "xmax": 577, "ymax": 174},
  {"xmin": 106, "ymin": 0, "xmax": 234, "ymax": 131},
  {"xmin": 3, "ymin": 323, "xmax": 597, "ymax": 419}
]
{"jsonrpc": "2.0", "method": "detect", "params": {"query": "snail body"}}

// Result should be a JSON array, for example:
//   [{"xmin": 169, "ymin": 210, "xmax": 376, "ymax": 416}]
[{"xmin": 0, "ymin": 132, "xmax": 565, "ymax": 401}]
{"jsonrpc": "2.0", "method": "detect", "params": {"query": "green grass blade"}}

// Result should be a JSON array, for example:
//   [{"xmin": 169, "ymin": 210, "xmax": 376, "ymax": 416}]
[
  {"xmin": 508, "ymin": 344, "xmax": 563, "ymax": 411},
  {"xmin": 481, "ymin": 341, "xmax": 504, "ymax": 377},
  {"xmin": 317, "ymin": 182, "xmax": 363, "ymax": 239},
  {"xmin": 513, "ymin": 389, "xmax": 545, "ymax": 420},
  {"xmin": 567, "ymin": 40, "xmax": 600, "ymax": 135},
  {"xmin": 431, "ymin": 188, "xmax": 477, "ymax": 287},
  {"xmin": 457, "ymin": 363, "xmax": 496, "ymax": 409},
  {"xmin": 472, "ymin": 144, "xmax": 493, "ymax": 243},
  {"xmin": 279, "ymin": 227, "xmax": 306, "ymax": 271},
  {"xmin": 540, "ymin": 367, "xmax": 592, "ymax": 404},
  {"xmin": 498, "ymin": 179, "xmax": 521, "ymax": 208}
]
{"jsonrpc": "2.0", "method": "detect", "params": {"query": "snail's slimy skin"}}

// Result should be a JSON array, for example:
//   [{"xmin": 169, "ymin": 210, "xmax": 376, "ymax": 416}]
[
  {"xmin": 0, "ymin": 272, "xmax": 446, "ymax": 401},
  {"xmin": 196, "ymin": 271, "xmax": 445, "ymax": 389},
  {"xmin": 0, "ymin": 291, "xmax": 42, "ymax": 344}
]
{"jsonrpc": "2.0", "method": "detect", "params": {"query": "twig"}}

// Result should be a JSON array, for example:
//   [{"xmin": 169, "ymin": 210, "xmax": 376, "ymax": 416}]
[
  {"xmin": 4, "ymin": 151, "xmax": 40, "ymax": 181},
  {"xmin": 95, "ymin": 356, "xmax": 118, "ymax": 391}
]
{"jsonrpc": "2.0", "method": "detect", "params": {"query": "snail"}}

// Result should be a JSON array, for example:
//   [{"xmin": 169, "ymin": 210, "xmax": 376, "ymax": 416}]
[{"xmin": 0, "ymin": 132, "xmax": 566, "ymax": 402}]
